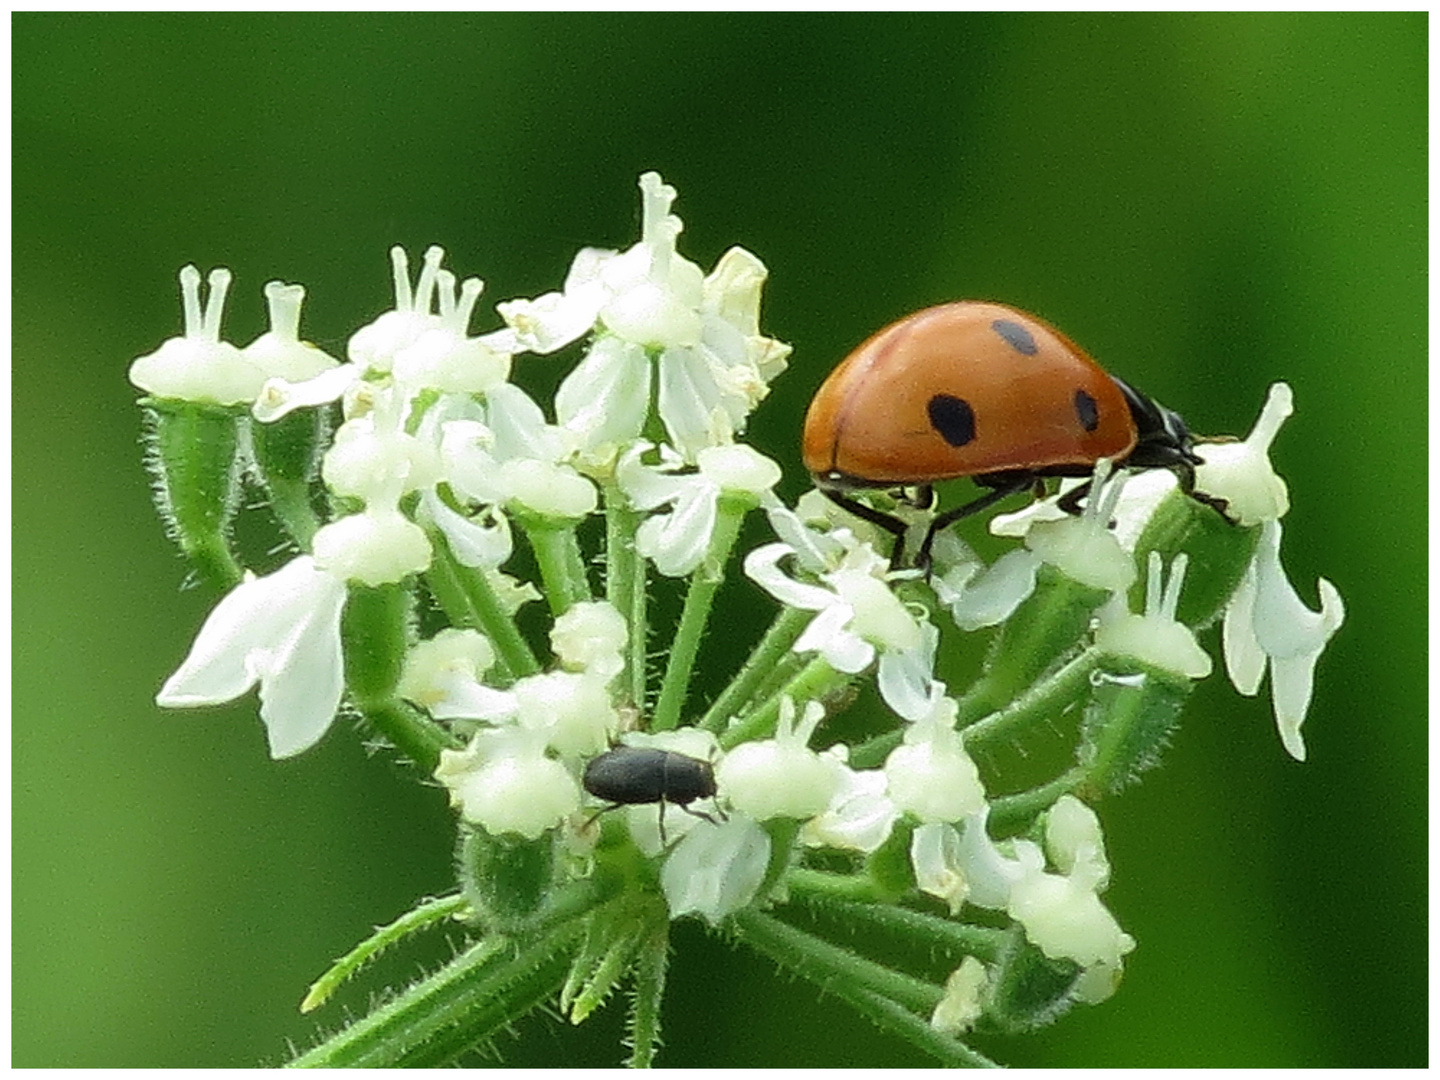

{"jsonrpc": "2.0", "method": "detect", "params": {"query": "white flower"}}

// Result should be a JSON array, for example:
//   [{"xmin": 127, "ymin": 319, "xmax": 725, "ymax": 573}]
[
  {"xmin": 1194, "ymin": 383, "xmax": 1293, "ymax": 526},
  {"xmin": 550, "ymin": 600, "xmax": 628, "ymax": 681},
  {"xmin": 499, "ymin": 173, "xmax": 790, "ymax": 464},
  {"xmin": 253, "ymin": 245, "xmax": 510, "ymax": 422},
  {"xmin": 954, "ymin": 809, "xmax": 1045, "ymax": 910},
  {"xmin": 434, "ymin": 728, "xmax": 580, "ymax": 839},
  {"xmin": 929, "ymin": 531, "xmax": 1041, "ymax": 631},
  {"xmin": 618, "ymin": 442, "xmax": 781, "ymax": 577},
  {"xmin": 511, "ymin": 670, "xmax": 619, "ymax": 760},
  {"xmin": 956, "ymin": 807, "xmax": 1134, "ymax": 971},
  {"xmin": 800, "ymin": 746, "xmax": 898, "ymax": 853},
  {"xmin": 1022, "ymin": 459, "xmax": 1136, "ymax": 593},
  {"xmin": 443, "ymin": 383, "xmax": 597, "ymax": 520},
  {"xmin": 717, "ymin": 697, "xmax": 836, "ymax": 821},
  {"xmin": 1007, "ymin": 864, "xmax": 1136, "ymax": 970},
  {"xmin": 884, "ymin": 692, "xmax": 986, "ymax": 823},
  {"xmin": 1043, "ymin": 795, "xmax": 1111, "ymax": 893},
  {"xmin": 349, "ymin": 245, "xmax": 450, "ymax": 374},
  {"xmin": 242, "ymin": 281, "xmax": 340, "ymax": 383},
  {"xmin": 397, "ymin": 628, "xmax": 517, "ymax": 722},
  {"xmin": 911, "ymin": 821, "xmax": 969, "ymax": 914},
  {"xmin": 931, "ymin": 957, "xmax": 989, "ymax": 1035},
  {"xmin": 391, "ymin": 270, "xmax": 513, "ymax": 395},
  {"xmin": 156, "ymin": 555, "xmax": 348, "ymax": 759},
  {"xmin": 660, "ymin": 811, "xmax": 771, "ymax": 924},
  {"xmin": 1095, "ymin": 552, "xmax": 1213, "ymax": 680},
  {"xmin": 321, "ymin": 401, "xmax": 442, "ymax": 507},
  {"xmin": 130, "ymin": 266, "xmax": 266, "ymax": 405},
  {"xmin": 1223, "ymin": 519, "xmax": 1344, "ymax": 761},
  {"xmin": 312, "ymin": 508, "xmax": 432, "ymax": 586},
  {"xmin": 745, "ymin": 509, "xmax": 925, "ymax": 693}
]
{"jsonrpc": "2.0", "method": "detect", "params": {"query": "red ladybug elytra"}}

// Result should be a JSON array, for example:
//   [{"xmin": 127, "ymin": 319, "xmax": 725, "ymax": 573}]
[{"xmin": 803, "ymin": 301, "xmax": 1220, "ymax": 565}]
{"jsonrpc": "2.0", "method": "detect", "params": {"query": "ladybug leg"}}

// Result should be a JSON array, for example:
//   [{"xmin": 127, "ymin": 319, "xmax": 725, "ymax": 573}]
[
  {"xmin": 916, "ymin": 477, "xmax": 1034, "ymax": 570},
  {"xmin": 1171, "ymin": 460, "xmax": 1235, "ymax": 522},
  {"xmin": 1056, "ymin": 480, "xmax": 1093, "ymax": 516},
  {"xmin": 817, "ymin": 488, "xmax": 911, "ymax": 565}
]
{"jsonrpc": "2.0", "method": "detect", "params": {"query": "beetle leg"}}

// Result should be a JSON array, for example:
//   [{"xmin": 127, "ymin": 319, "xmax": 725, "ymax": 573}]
[
  {"xmin": 817, "ymin": 488, "xmax": 911, "ymax": 566},
  {"xmin": 1056, "ymin": 479, "xmax": 1093, "ymax": 516},
  {"xmin": 916, "ymin": 478, "xmax": 1033, "ymax": 570}
]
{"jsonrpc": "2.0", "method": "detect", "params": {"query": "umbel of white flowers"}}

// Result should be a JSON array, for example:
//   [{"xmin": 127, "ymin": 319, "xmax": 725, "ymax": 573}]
[{"xmin": 132, "ymin": 171, "xmax": 1343, "ymax": 1063}]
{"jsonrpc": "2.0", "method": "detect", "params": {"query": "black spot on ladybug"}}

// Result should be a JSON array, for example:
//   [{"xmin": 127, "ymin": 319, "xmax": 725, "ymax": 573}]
[
  {"xmin": 928, "ymin": 394, "xmax": 976, "ymax": 447},
  {"xmin": 1073, "ymin": 389, "xmax": 1100, "ymax": 432},
  {"xmin": 991, "ymin": 319, "xmax": 1039, "ymax": 356}
]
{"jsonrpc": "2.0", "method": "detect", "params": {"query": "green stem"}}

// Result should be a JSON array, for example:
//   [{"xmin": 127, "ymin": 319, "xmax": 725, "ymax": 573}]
[
  {"xmin": 698, "ymin": 605, "xmax": 812, "ymax": 733},
  {"xmin": 625, "ymin": 924, "xmax": 669, "ymax": 1069},
  {"xmin": 719, "ymin": 655, "xmax": 849, "ymax": 750},
  {"xmin": 785, "ymin": 867, "xmax": 884, "ymax": 903},
  {"xmin": 953, "ymin": 568, "xmax": 1108, "ymax": 726},
  {"xmin": 289, "ymin": 878, "xmax": 611, "ymax": 1068},
  {"xmin": 651, "ymin": 498, "xmax": 747, "ymax": 732},
  {"xmin": 784, "ymin": 889, "xmax": 1008, "ymax": 964},
  {"xmin": 341, "ymin": 581, "xmax": 459, "ymax": 772},
  {"xmin": 358, "ymin": 699, "xmax": 461, "ymax": 775},
  {"xmin": 423, "ymin": 531, "xmax": 540, "ymax": 682},
  {"xmin": 602, "ymin": 483, "xmax": 647, "ymax": 712},
  {"xmin": 960, "ymin": 648, "xmax": 1101, "ymax": 750},
  {"xmin": 301, "ymin": 894, "xmax": 469, "ymax": 1013},
  {"xmin": 985, "ymin": 766, "xmax": 1087, "ymax": 834},
  {"xmin": 731, "ymin": 911, "xmax": 998, "ymax": 1068},
  {"xmin": 288, "ymin": 925, "xmax": 577, "ymax": 1068},
  {"xmin": 522, "ymin": 518, "xmax": 592, "ymax": 615},
  {"xmin": 733, "ymin": 909, "xmax": 940, "ymax": 1014}
]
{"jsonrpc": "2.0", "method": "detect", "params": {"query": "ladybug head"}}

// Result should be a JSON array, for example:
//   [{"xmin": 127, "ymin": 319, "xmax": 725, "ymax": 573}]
[{"xmin": 1113, "ymin": 377, "xmax": 1204, "ymax": 471}]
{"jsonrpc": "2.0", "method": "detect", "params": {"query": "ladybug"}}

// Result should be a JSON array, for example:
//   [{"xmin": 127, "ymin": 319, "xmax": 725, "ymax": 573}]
[{"xmin": 802, "ymin": 301, "xmax": 1225, "ymax": 565}]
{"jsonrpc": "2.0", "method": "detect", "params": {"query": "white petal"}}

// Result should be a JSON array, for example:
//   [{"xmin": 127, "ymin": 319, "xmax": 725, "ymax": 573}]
[
  {"xmin": 158, "ymin": 556, "xmax": 333, "ymax": 708},
  {"xmin": 877, "ymin": 622, "xmax": 939, "ymax": 722},
  {"xmin": 555, "ymin": 336, "xmax": 651, "ymax": 456},
  {"xmin": 1222, "ymin": 559, "xmax": 1267, "ymax": 696},
  {"xmin": 657, "ymin": 346, "xmax": 728, "ymax": 460},
  {"xmin": 661, "ymin": 813, "xmax": 771, "ymax": 924},
  {"xmin": 796, "ymin": 603, "xmax": 874, "ymax": 674},
  {"xmin": 637, "ymin": 482, "xmax": 718, "ymax": 577},
  {"xmin": 944, "ymin": 548, "xmax": 1042, "ymax": 631},
  {"xmin": 911, "ymin": 822, "xmax": 969, "ymax": 915},
  {"xmin": 1250, "ymin": 521, "xmax": 1345, "ymax": 661},
  {"xmin": 158, "ymin": 556, "xmax": 347, "ymax": 759},
  {"xmin": 696, "ymin": 443, "xmax": 781, "ymax": 494},
  {"xmin": 255, "ymin": 576, "xmax": 348, "ymax": 758},
  {"xmin": 485, "ymin": 382, "xmax": 565, "ymax": 464},
  {"xmin": 252, "ymin": 364, "xmax": 361, "ymax": 423},
  {"xmin": 423, "ymin": 491, "xmax": 513, "ymax": 570},
  {"xmin": 743, "ymin": 543, "xmax": 837, "ymax": 611}
]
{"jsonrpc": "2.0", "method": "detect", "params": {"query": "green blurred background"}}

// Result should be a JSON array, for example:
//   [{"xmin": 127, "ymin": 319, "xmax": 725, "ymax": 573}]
[{"xmin": 13, "ymin": 13, "xmax": 1425, "ymax": 1068}]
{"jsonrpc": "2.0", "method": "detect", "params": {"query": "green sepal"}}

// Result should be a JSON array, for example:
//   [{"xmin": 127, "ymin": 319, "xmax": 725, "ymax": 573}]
[
  {"xmin": 1078, "ymin": 660, "xmax": 1194, "ymax": 795},
  {"xmin": 340, "ymin": 581, "xmax": 413, "ymax": 706},
  {"xmin": 983, "ymin": 924, "xmax": 1081, "ymax": 1035},
  {"xmin": 864, "ymin": 816, "xmax": 917, "ymax": 901},
  {"xmin": 1129, "ymin": 489, "xmax": 1260, "ymax": 629},
  {"xmin": 140, "ymin": 396, "xmax": 246, "ymax": 589},
  {"xmin": 457, "ymin": 825, "xmax": 559, "ymax": 934},
  {"xmin": 250, "ymin": 405, "xmax": 331, "ymax": 547}
]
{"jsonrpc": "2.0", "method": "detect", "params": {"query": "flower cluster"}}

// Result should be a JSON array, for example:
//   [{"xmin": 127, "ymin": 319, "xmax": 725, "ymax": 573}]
[{"xmin": 133, "ymin": 174, "xmax": 1341, "ymax": 1068}]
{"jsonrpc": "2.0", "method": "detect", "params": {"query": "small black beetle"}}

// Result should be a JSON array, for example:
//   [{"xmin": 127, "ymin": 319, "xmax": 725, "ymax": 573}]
[{"xmin": 582, "ymin": 746, "xmax": 723, "ymax": 843}]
